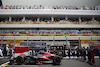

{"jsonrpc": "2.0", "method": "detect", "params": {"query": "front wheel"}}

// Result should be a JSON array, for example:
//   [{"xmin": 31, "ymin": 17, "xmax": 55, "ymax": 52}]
[{"xmin": 53, "ymin": 57, "xmax": 61, "ymax": 65}]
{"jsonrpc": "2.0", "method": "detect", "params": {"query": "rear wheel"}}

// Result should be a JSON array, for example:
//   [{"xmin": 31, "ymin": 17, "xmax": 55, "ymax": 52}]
[{"xmin": 16, "ymin": 56, "xmax": 23, "ymax": 65}]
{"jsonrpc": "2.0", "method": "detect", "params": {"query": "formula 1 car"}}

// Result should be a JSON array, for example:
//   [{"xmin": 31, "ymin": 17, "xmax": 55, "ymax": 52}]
[{"xmin": 10, "ymin": 52, "xmax": 61, "ymax": 65}]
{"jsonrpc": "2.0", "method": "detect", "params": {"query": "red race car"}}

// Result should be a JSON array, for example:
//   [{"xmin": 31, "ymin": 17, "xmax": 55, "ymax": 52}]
[{"xmin": 10, "ymin": 51, "xmax": 61, "ymax": 65}]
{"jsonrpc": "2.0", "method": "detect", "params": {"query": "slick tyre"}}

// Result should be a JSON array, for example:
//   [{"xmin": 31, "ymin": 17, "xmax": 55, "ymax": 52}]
[
  {"xmin": 16, "ymin": 56, "xmax": 23, "ymax": 65},
  {"xmin": 53, "ymin": 57, "xmax": 61, "ymax": 65}
]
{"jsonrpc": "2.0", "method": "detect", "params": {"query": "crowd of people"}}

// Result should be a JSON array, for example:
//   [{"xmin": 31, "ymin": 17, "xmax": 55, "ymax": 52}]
[
  {"xmin": 0, "ymin": 5, "xmax": 100, "ymax": 10},
  {"xmin": 67, "ymin": 46, "xmax": 96, "ymax": 65},
  {"xmin": 48, "ymin": 45, "xmax": 100, "ymax": 66},
  {"xmin": 0, "ymin": 18, "xmax": 100, "ymax": 23},
  {"xmin": 0, "ymin": 29, "xmax": 100, "ymax": 35},
  {"xmin": 0, "ymin": 45, "xmax": 12, "ymax": 58}
]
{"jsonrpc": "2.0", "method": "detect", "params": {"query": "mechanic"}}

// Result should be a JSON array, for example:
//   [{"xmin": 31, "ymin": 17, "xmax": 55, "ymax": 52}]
[
  {"xmin": 47, "ymin": 45, "xmax": 50, "ymax": 53},
  {"xmin": 90, "ymin": 46, "xmax": 95, "ymax": 65},
  {"xmin": 9, "ymin": 48, "xmax": 12, "ymax": 58},
  {"xmin": 2, "ymin": 45, "xmax": 7, "ymax": 57},
  {"xmin": 80, "ymin": 46, "xmax": 83, "ymax": 59},
  {"xmin": 44, "ymin": 47, "xmax": 47, "ymax": 52},
  {"xmin": 86, "ymin": 47, "xmax": 90, "ymax": 63},
  {"xmin": 72, "ymin": 48, "xmax": 75, "ymax": 59},
  {"xmin": 0, "ymin": 48, "xmax": 3, "ymax": 57},
  {"xmin": 53, "ymin": 47, "xmax": 56, "ymax": 54},
  {"xmin": 76, "ymin": 47, "xmax": 79, "ymax": 60},
  {"xmin": 35, "ymin": 50, "xmax": 39, "ymax": 56},
  {"xmin": 98, "ymin": 49, "xmax": 100, "ymax": 58},
  {"xmin": 82, "ymin": 46, "xmax": 86, "ymax": 62},
  {"xmin": 87, "ymin": 46, "xmax": 92, "ymax": 64},
  {"xmin": 32, "ymin": 49, "xmax": 35, "ymax": 56},
  {"xmin": 68, "ymin": 47, "xmax": 71, "ymax": 59}
]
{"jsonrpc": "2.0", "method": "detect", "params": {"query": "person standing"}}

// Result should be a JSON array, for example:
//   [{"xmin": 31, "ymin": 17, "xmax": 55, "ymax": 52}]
[
  {"xmin": 98, "ymin": 49, "xmax": 100, "ymax": 58},
  {"xmin": 76, "ymin": 47, "xmax": 79, "ymax": 60},
  {"xmin": 68, "ymin": 48, "xmax": 71, "ymax": 59},
  {"xmin": 82, "ymin": 46, "xmax": 86, "ymax": 62},
  {"xmin": 47, "ymin": 45, "xmax": 50, "ymax": 53},
  {"xmin": 3, "ymin": 45, "xmax": 7, "ymax": 57},
  {"xmin": 86, "ymin": 47, "xmax": 90, "ymax": 63},
  {"xmin": 44, "ymin": 47, "xmax": 47, "ymax": 52},
  {"xmin": 32, "ymin": 49, "xmax": 35, "ymax": 56},
  {"xmin": 0, "ymin": 48, "xmax": 3, "ymax": 56},
  {"xmin": 72, "ymin": 48, "xmax": 75, "ymax": 59},
  {"xmin": 80, "ymin": 46, "xmax": 83, "ymax": 59},
  {"xmin": 9, "ymin": 48, "xmax": 12, "ymax": 58},
  {"xmin": 90, "ymin": 46, "xmax": 95, "ymax": 65},
  {"xmin": 35, "ymin": 50, "xmax": 39, "ymax": 56},
  {"xmin": 87, "ymin": 46, "xmax": 92, "ymax": 64}
]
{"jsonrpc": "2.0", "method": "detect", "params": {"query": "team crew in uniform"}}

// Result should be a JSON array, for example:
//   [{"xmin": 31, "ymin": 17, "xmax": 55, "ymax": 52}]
[
  {"xmin": 0, "ymin": 48, "xmax": 3, "ymax": 57},
  {"xmin": 82, "ymin": 46, "xmax": 86, "ymax": 62},
  {"xmin": 72, "ymin": 48, "xmax": 75, "ymax": 59},
  {"xmin": 68, "ymin": 48, "xmax": 71, "ymax": 59},
  {"xmin": 86, "ymin": 47, "xmax": 91, "ymax": 63},
  {"xmin": 90, "ymin": 46, "xmax": 95, "ymax": 65},
  {"xmin": 80, "ymin": 46, "xmax": 83, "ymax": 59},
  {"xmin": 76, "ymin": 47, "xmax": 79, "ymax": 60}
]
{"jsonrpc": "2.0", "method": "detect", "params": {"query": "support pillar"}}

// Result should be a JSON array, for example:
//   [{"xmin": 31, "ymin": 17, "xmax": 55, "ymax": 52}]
[
  {"xmin": 92, "ymin": 17, "xmax": 94, "ymax": 21},
  {"xmin": 22, "ymin": 16, "xmax": 25, "ymax": 22},
  {"xmin": 40, "ymin": 37, "xmax": 42, "ymax": 49},
  {"xmin": 79, "ymin": 17, "xmax": 81, "ymax": 22},
  {"xmin": 1, "ymin": 37, "xmax": 3, "ymax": 48},
  {"xmin": 51, "ymin": 16, "xmax": 54, "ymax": 22},
  {"xmin": 37, "ymin": 17, "xmax": 40, "ymax": 22},
  {"xmin": 78, "ymin": 37, "xmax": 81, "ymax": 49},
  {"xmin": 91, "ymin": 37, "xmax": 92, "ymax": 45},
  {"xmin": 65, "ymin": 36, "xmax": 68, "ymax": 49},
  {"xmin": 9, "ymin": 16, "xmax": 12, "ymax": 22},
  {"xmin": 53, "ymin": 36, "xmax": 55, "ymax": 45},
  {"xmin": 27, "ymin": 37, "xmax": 28, "ymax": 46},
  {"xmin": 14, "ymin": 37, "xmax": 16, "ymax": 49},
  {"xmin": 65, "ymin": 17, "xmax": 68, "ymax": 20}
]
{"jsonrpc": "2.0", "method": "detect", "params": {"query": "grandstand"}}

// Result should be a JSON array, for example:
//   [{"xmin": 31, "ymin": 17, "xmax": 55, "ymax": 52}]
[{"xmin": 0, "ymin": 0, "xmax": 100, "ymax": 48}]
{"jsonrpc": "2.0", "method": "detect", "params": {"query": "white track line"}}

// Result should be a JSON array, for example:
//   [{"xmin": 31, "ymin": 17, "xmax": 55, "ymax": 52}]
[{"xmin": 1, "ymin": 62, "xmax": 9, "ymax": 67}]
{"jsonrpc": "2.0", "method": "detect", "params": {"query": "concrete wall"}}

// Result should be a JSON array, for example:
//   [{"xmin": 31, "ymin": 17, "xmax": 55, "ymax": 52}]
[{"xmin": 2, "ymin": 0, "xmax": 100, "ymax": 7}]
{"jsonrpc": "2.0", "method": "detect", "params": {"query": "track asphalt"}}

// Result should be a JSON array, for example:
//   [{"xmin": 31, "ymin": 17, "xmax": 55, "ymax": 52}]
[{"xmin": 0, "ymin": 56, "xmax": 100, "ymax": 67}]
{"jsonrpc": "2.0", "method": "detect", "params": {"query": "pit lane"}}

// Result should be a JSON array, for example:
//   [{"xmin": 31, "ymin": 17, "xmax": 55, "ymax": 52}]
[{"xmin": 6, "ymin": 58, "xmax": 100, "ymax": 67}]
